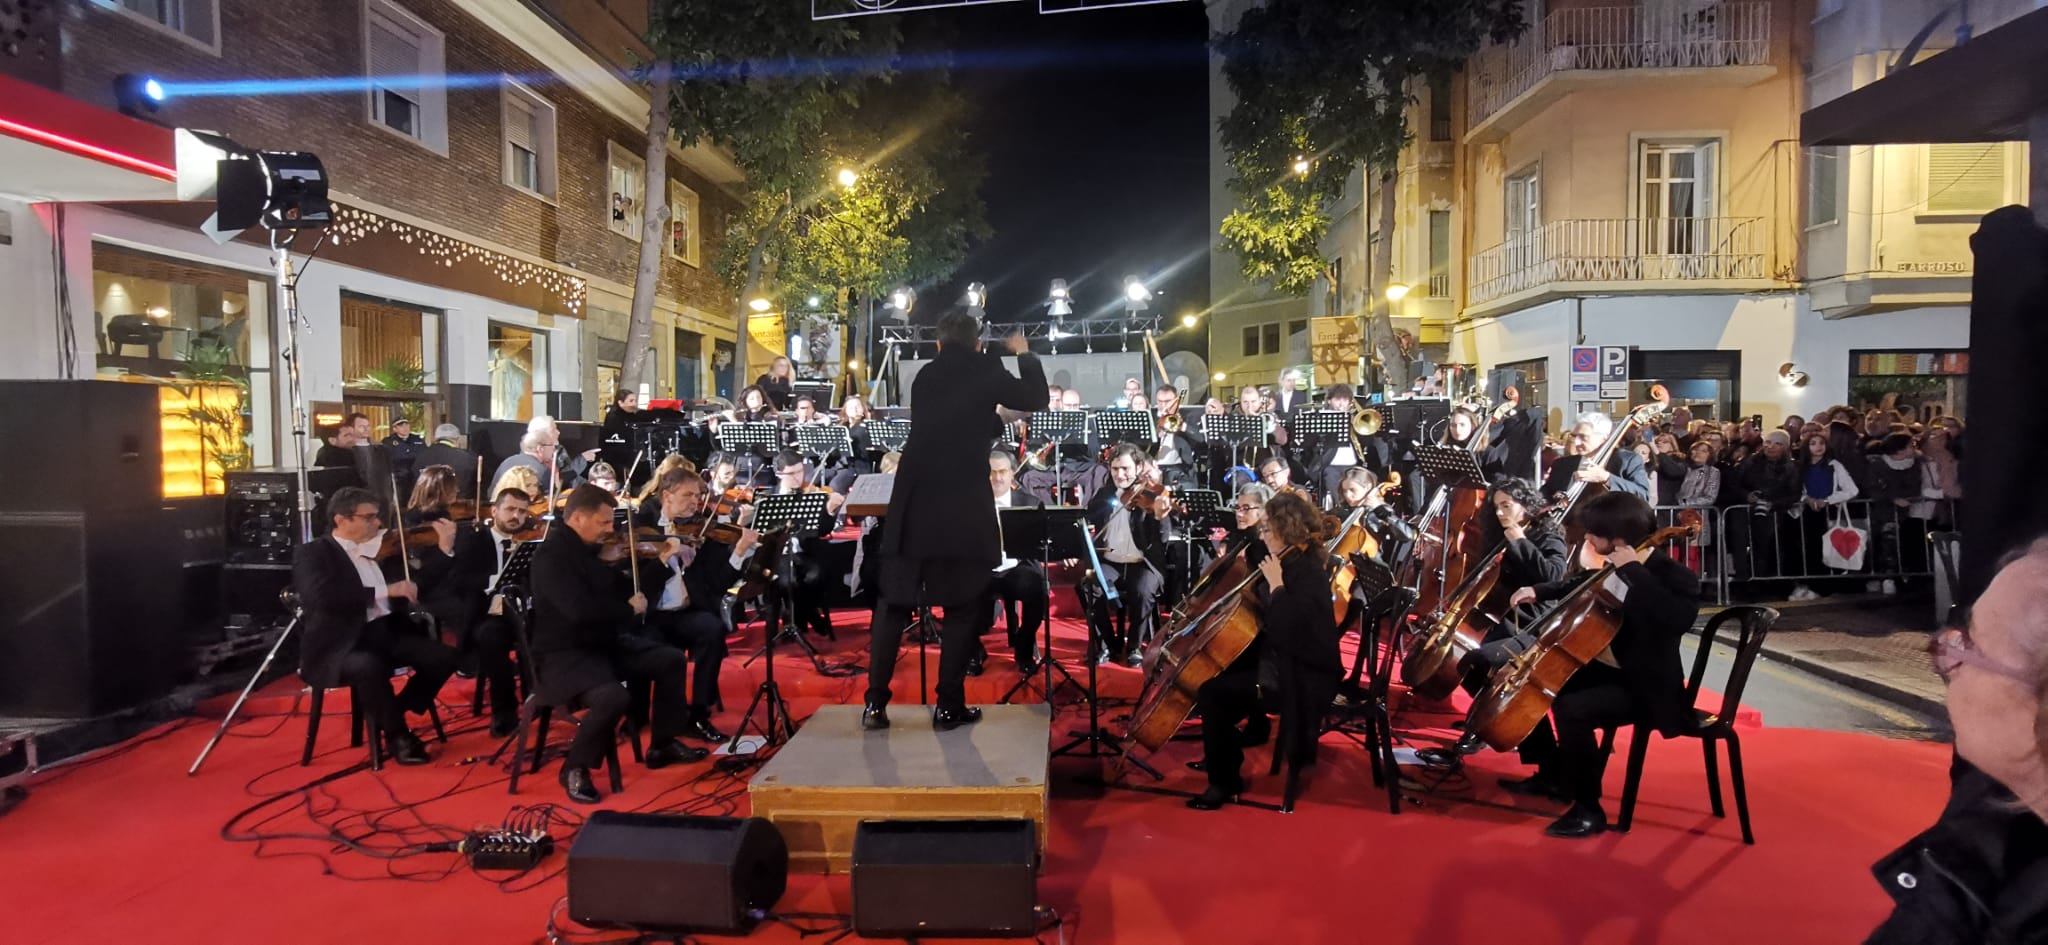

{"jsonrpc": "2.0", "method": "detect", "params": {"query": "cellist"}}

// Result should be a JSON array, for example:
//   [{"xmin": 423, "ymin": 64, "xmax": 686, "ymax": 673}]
[
  {"xmin": 1496, "ymin": 491, "xmax": 1700, "ymax": 839},
  {"xmin": 1184, "ymin": 491, "xmax": 1342, "ymax": 811}
]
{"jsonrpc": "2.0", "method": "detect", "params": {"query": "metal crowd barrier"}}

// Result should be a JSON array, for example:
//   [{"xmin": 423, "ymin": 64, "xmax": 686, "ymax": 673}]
[{"xmin": 1650, "ymin": 499, "xmax": 1957, "ymax": 606}]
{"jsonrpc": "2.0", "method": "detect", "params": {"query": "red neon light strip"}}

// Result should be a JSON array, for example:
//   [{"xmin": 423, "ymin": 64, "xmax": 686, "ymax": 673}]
[{"xmin": 0, "ymin": 115, "xmax": 177, "ymax": 181}]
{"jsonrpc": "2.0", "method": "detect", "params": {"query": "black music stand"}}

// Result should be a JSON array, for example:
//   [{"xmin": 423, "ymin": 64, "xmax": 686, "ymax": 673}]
[
  {"xmin": 1055, "ymin": 519, "xmax": 1163, "ymax": 780},
  {"xmin": 1202, "ymin": 414, "xmax": 1270, "ymax": 487},
  {"xmin": 718, "ymin": 421, "xmax": 783, "ymax": 485},
  {"xmin": 1026, "ymin": 409, "xmax": 1086, "ymax": 501},
  {"xmin": 996, "ymin": 505, "xmax": 1089, "ymax": 705},
  {"xmin": 792, "ymin": 379, "xmax": 835, "ymax": 411},
  {"xmin": 1169, "ymin": 488, "xmax": 1225, "ymax": 583},
  {"xmin": 1406, "ymin": 446, "xmax": 1488, "ymax": 593},
  {"xmin": 731, "ymin": 491, "xmax": 832, "ymax": 750},
  {"xmin": 1290, "ymin": 409, "xmax": 1354, "ymax": 500},
  {"xmin": 869, "ymin": 419, "xmax": 912, "ymax": 453},
  {"xmin": 792, "ymin": 423, "xmax": 853, "ymax": 474},
  {"xmin": 1090, "ymin": 409, "xmax": 1155, "ymax": 449}
]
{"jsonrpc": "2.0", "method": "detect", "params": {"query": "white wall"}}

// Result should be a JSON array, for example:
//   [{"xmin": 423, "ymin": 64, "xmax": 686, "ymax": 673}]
[{"xmin": 0, "ymin": 198, "xmax": 78, "ymax": 380}]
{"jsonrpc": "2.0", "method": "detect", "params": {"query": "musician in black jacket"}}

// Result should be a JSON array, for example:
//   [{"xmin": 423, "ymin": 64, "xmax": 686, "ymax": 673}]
[
  {"xmin": 1497, "ymin": 491, "xmax": 1701, "ymax": 838},
  {"xmin": 1187, "ymin": 491, "xmax": 1342, "ymax": 810},
  {"xmin": 530, "ymin": 485, "xmax": 707, "ymax": 803},
  {"xmin": 414, "ymin": 487, "xmax": 536, "ymax": 737},
  {"xmin": 1539, "ymin": 411, "xmax": 1653, "ymax": 503},
  {"xmin": 865, "ymin": 314, "xmax": 1047, "ymax": 731},
  {"xmin": 292, "ymin": 487, "xmax": 457, "ymax": 765},
  {"xmin": 633, "ymin": 468, "xmax": 762, "ymax": 743},
  {"xmin": 979, "ymin": 450, "xmax": 1050, "ymax": 674},
  {"xmin": 1084, "ymin": 443, "xmax": 1173, "ymax": 667}
]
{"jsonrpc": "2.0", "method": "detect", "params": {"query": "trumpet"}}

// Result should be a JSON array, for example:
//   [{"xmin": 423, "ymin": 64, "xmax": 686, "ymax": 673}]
[{"xmin": 1159, "ymin": 411, "xmax": 1185, "ymax": 435}]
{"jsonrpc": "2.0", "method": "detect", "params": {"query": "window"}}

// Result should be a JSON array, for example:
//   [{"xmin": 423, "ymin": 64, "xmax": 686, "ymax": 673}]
[
  {"xmin": 668, "ymin": 180, "xmax": 701, "ymax": 266},
  {"xmin": 1505, "ymin": 166, "xmax": 1541, "ymax": 268},
  {"xmin": 364, "ymin": 1, "xmax": 448, "ymax": 153},
  {"xmin": 608, "ymin": 142, "xmax": 646, "ymax": 239},
  {"xmin": 501, "ymin": 80, "xmax": 557, "ymax": 198},
  {"xmin": 1639, "ymin": 140, "xmax": 1719, "ymax": 253},
  {"xmin": 1261, "ymin": 323, "xmax": 1280, "ymax": 355},
  {"xmin": 1925, "ymin": 143, "xmax": 2008, "ymax": 215},
  {"xmin": 1242, "ymin": 326, "xmax": 1260, "ymax": 358},
  {"xmin": 1806, "ymin": 147, "xmax": 1840, "ymax": 228},
  {"xmin": 1427, "ymin": 210, "xmax": 1452, "ymax": 296},
  {"xmin": 488, "ymin": 323, "xmax": 549, "ymax": 422},
  {"xmin": 107, "ymin": 0, "xmax": 218, "ymax": 52},
  {"xmin": 1427, "ymin": 72, "xmax": 1452, "ymax": 142}
]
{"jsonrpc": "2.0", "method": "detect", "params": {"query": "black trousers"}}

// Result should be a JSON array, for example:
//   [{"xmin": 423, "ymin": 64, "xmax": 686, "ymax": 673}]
[
  {"xmin": 473, "ymin": 614, "xmax": 522, "ymax": 726},
  {"xmin": 567, "ymin": 641, "xmax": 691, "ymax": 769},
  {"xmin": 336, "ymin": 616, "xmax": 457, "ymax": 736},
  {"xmin": 1195, "ymin": 666, "xmax": 1262, "ymax": 793},
  {"xmin": 643, "ymin": 607, "xmax": 728, "ymax": 713},
  {"xmin": 1515, "ymin": 662, "xmax": 1635, "ymax": 811},
  {"xmin": 978, "ymin": 564, "xmax": 1049, "ymax": 660},
  {"xmin": 1083, "ymin": 560, "xmax": 1163, "ymax": 656},
  {"xmin": 865, "ymin": 557, "xmax": 991, "ymax": 711}
]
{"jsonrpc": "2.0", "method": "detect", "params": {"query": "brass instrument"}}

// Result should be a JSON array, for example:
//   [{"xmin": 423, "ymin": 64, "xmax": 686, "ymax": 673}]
[
  {"xmin": 1350, "ymin": 405, "xmax": 1381, "ymax": 456},
  {"xmin": 1159, "ymin": 411, "xmax": 1185, "ymax": 435}
]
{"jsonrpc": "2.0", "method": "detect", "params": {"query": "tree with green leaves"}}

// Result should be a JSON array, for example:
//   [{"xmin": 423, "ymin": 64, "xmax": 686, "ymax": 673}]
[{"xmin": 1216, "ymin": 0, "xmax": 1523, "ymax": 393}]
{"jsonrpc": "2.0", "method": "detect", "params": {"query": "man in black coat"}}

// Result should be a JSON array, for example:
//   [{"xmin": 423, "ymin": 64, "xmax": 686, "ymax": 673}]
[
  {"xmin": 416, "ymin": 424, "xmax": 480, "ymax": 497},
  {"xmin": 979, "ymin": 450, "xmax": 1051, "ymax": 674},
  {"xmin": 413, "ymin": 486, "xmax": 535, "ymax": 736},
  {"xmin": 382, "ymin": 418, "xmax": 427, "ymax": 485},
  {"xmin": 1539, "ymin": 411, "xmax": 1653, "ymax": 504},
  {"xmin": 292, "ymin": 487, "xmax": 457, "ymax": 765},
  {"xmin": 1084, "ymin": 442, "xmax": 1173, "ymax": 667},
  {"xmin": 865, "ymin": 313, "xmax": 1047, "ymax": 731},
  {"xmin": 529, "ymin": 484, "xmax": 706, "ymax": 803},
  {"xmin": 1498, "ymin": 491, "xmax": 1701, "ymax": 839}
]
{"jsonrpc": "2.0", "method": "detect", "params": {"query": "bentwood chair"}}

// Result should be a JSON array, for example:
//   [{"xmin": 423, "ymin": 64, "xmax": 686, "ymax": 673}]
[
  {"xmin": 301, "ymin": 676, "xmax": 448, "ymax": 771},
  {"xmin": 1600, "ymin": 605, "xmax": 1779, "ymax": 844},
  {"xmin": 493, "ymin": 589, "xmax": 642, "ymax": 796}
]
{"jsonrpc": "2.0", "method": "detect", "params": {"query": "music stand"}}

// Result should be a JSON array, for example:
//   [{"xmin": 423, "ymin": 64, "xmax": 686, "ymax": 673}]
[
  {"xmin": 718, "ymin": 421, "xmax": 784, "ymax": 484},
  {"xmin": 1290, "ymin": 409, "xmax": 1352, "ymax": 444},
  {"xmin": 792, "ymin": 379, "xmax": 835, "ymax": 411},
  {"xmin": 869, "ymin": 419, "xmax": 912, "ymax": 453},
  {"xmin": 996, "ymin": 505, "xmax": 1089, "ymax": 706},
  {"xmin": 489, "ymin": 541, "xmax": 540, "ymax": 599},
  {"xmin": 1055, "ymin": 520, "xmax": 1162, "ymax": 780},
  {"xmin": 1090, "ymin": 409, "xmax": 1155, "ymax": 448},
  {"xmin": 1406, "ymin": 445, "xmax": 1489, "ymax": 595},
  {"xmin": 792, "ymin": 423, "xmax": 852, "ymax": 471},
  {"xmin": 1202, "ymin": 414, "xmax": 1271, "ymax": 487},
  {"xmin": 731, "ymin": 491, "xmax": 833, "ymax": 750},
  {"xmin": 1169, "ymin": 488, "xmax": 1225, "ymax": 582},
  {"xmin": 1027, "ymin": 409, "xmax": 1087, "ymax": 501}
]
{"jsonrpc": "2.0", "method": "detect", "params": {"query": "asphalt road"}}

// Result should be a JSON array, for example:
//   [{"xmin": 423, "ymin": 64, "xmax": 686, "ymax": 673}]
[{"xmin": 1694, "ymin": 633, "xmax": 1951, "ymax": 743}]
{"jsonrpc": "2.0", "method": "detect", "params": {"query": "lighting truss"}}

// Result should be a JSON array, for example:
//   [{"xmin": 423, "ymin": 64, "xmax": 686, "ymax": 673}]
[
  {"xmin": 878, "ymin": 313, "xmax": 1161, "ymax": 346},
  {"xmin": 813, "ymin": 0, "xmax": 1182, "ymax": 19}
]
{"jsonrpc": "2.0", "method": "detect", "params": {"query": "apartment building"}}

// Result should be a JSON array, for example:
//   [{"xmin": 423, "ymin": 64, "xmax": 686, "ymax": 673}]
[{"xmin": 0, "ymin": 0, "xmax": 741, "ymax": 495}]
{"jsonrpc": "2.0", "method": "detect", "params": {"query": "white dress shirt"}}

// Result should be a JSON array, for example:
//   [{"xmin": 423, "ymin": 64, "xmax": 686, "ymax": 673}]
[
  {"xmin": 1101, "ymin": 501, "xmax": 1144, "ymax": 564},
  {"xmin": 334, "ymin": 533, "xmax": 392, "ymax": 622}
]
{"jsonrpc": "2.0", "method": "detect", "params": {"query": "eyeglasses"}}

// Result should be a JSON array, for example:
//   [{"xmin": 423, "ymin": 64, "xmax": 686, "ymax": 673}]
[
  {"xmin": 347, "ymin": 511, "xmax": 382, "ymax": 523},
  {"xmin": 1234, "ymin": 503, "xmax": 1262, "ymax": 512},
  {"xmin": 1927, "ymin": 609, "xmax": 2036, "ymax": 686}
]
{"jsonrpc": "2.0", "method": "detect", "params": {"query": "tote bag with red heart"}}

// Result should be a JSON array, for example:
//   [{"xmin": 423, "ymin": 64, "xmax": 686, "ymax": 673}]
[{"xmin": 1821, "ymin": 504, "xmax": 1867, "ymax": 571}]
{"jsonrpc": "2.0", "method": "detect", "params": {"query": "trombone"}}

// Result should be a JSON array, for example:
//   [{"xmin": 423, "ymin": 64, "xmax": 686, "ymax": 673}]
[{"xmin": 1349, "ymin": 405, "xmax": 1381, "ymax": 456}]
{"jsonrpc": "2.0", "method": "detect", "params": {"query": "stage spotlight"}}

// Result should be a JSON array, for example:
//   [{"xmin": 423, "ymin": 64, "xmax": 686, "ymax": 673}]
[
  {"xmin": 1122, "ymin": 275, "xmax": 1151, "ymax": 312},
  {"xmin": 114, "ymin": 73, "xmax": 165, "ymax": 117},
  {"xmin": 1047, "ymin": 279, "xmax": 1073, "ymax": 318},
  {"xmin": 749, "ymin": 297, "xmax": 774, "ymax": 313},
  {"xmin": 964, "ymin": 282, "xmax": 987, "ymax": 314},
  {"xmin": 174, "ymin": 130, "xmax": 331, "ymax": 243},
  {"xmin": 1181, "ymin": 313, "xmax": 1199, "ymax": 329},
  {"xmin": 885, "ymin": 286, "xmax": 915, "ymax": 322}
]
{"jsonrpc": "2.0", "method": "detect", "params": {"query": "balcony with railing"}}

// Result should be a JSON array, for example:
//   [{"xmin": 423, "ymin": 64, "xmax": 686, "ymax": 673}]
[
  {"xmin": 1466, "ymin": 217, "xmax": 1772, "ymax": 312},
  {"xmin": 1465, "ymin": 2, "xmax": 1776, "ymax": 142}
]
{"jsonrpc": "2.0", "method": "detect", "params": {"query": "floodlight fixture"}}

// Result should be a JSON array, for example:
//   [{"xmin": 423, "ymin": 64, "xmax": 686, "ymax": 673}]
[
  {"xmin": 173, "ymin": 129, "xmax": 331, "ymax": 243},
  {"xmin": 1047, "ymin": 279, "xmax": 1073, "ymax": 318},
  {"xmin": 1122, "ymin": 275, "xmax": 1151, "ymax": 311},
  {"xmin": 964, "ymin": 282, "xmax": 988, "ymax": 312},
  {"xmin": 749, "ymin": 297, "xmax": 774, "ymax": 313},
  {"xmin": 885, "ymin": 285, "xmax": 915, "ymax": 322},
  {"xmin": 114, "ymin": 73, "xmax": 165, "ymax": 118}
]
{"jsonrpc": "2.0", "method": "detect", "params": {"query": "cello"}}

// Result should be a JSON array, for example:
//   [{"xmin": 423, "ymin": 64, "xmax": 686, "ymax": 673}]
[
  {"xmin": 1464, "ymin": 521, "xmax": 1699, "ymax": 752},
  {"xmin": 1325, "ymin": 472, "xmax": 1401, "ymax": 622}
]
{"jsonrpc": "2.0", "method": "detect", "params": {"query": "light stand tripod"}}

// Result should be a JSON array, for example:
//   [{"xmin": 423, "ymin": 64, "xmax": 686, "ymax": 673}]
[
  {"xmin": 1053, "ymin": 520, "xmax": 1161, "ymax": 780},
  {"xmin": 190, "ymin": 233, "xmax": 320, "ymax": 776}
]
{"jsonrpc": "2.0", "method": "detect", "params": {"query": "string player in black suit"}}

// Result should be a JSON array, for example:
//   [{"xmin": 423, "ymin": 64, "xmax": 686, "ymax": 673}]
[
  {"xmin": 633, "ymin": 467, "xmax": 764, "ymax": 744},
  {"xmin": 1083, "ymin": 442, "xmax": 1173, "ymax": 667},
  {"xmin": 292, "ymin": 487, "xmax": 458, "ymax": 765},
  {"xmin": 977, "ymin": 449, "xmax": 1051, "ymax": 676}
]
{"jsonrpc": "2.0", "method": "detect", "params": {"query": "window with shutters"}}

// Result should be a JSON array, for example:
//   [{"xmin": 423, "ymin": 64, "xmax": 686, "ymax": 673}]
[
  {"xmin": 1924, "ymin": 143, "xmax": 2010, "ymax": 215},
  {"xmin": 608, "ymin": 142, "xmax": 646, "ymax": 240},
  {"xmin": 1505, "ymin": 166, "xmax": 1541, "ymax": 270},
  {"xmin": 1427, "ymin": 210, "xmax": 1452, "ymax": 296},
  {"xmin": 668, "ymin": 180, "xmax": 700, "ymax": 266},
  {"xmin": 1806, "ymin": 147, "xmax": 1840, "ymax": 228},
  {"xmin": 1638, "ymin": 139, "xmax": 1720, "ymax": 254},
  {"xmin": 501, "ymin": 80, "xmax": 557, "ymax": 199},
  {"xmin": 363, "ymin": 1, "xmax": 447, "ymax": 154},
  {"xmin": 105, "ymin": 0, "xmax": 219, "ymax": 52}
]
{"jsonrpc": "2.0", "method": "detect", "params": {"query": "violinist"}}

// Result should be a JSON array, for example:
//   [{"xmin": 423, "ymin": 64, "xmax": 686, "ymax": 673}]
[
  {"xmin": 1539, "ymin": 412, "xmax": 1653, "ymax": 504},
  {"xmin": 839, "ymin": 395, "xmax": 880, "ymax": 478},
  {"xmin": 401, "ymin": 463, "xmax": 473, "ymax": 641},
  {"xmin": 633, "ymin": 468, "xmax": 763, "ymax": 743},
  {"xmin": 585, "ymin": 461, "xmax": 622, "ymax": 497},
  {"xmin": 790, "ymin": 395, "xmax": 827, "ymax": 426},
  {"xmin": 1186, "ymin": 491, "xmax": 1341, "ymax": 810},
  {"xmin": 598, "ymin": 388, "xmax": 639, "ymax": 478},
  {"xmin": 529, "ymin": 485, "xmax": 707, "ymax": 804},
  {"xmin": 978, "ymin": 450, "xmax": 1049, "ymax": 675},
  {"xmin": 1259, "ymin": 456, "xmax": 1310, "ymax": 503},
  {"xmin": 1084, "ymin": 443, "xmax": 1172, "ymax": 667},
  {"xmin": 1497, "ymin": 491, "xmax": 1700, "ymax": 838},
  {"xmin": 1481, "ymin": 398, "xmax": 1546, "ymax": 486},
  {"xmin": 292, "ymin": 487, "xmax": 457, "ymax": 766},
  {"xmin": 448, "ymin": 487, "xmax": 542, "ymax": 736}
]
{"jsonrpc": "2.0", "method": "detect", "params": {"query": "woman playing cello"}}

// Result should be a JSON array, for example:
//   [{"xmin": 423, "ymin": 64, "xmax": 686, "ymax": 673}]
[{"xmin": 1186, "ymin": 491, "xmax": 1343, "ymax": 810}]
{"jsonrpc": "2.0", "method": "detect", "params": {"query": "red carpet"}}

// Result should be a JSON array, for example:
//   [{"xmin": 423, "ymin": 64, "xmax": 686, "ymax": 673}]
[{"xmin": 0, "ymin": 602, "xmax": 1948, "ymax": 945}]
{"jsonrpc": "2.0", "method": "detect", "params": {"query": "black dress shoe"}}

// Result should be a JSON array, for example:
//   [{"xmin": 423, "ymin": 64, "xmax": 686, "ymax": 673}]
[
  {"xmin": 1015, "ymin": 655, "xmax": 1040, "ymax": 677},
  {"xmin": 685, "ymin": 718, "xmax": 729, "ymax": 743},
  {"xmin": 488, "ymin": 717, "xmax": 519, "ymax": 740},
  {"xmin": 1091, "ymin": 650, "xmax": 1111, "ymax": 667},
  {"xmin": 385, "ymin": 734, "xmax": 430, "ymax": 766},
  {"xmin": 1185, "ymin": 785, "xmax": 1239, "ymax": 811},
  {"xmin": 966, "ymin": 654, "xmax": 986, "ymax": 677},
  {"xmin": 1121, "ymin": 651, "xmax": 1145, "ymax": 669},
  {"xmin": 560, "ymin": 766, "xmax": 600, "ymax": 804},
  {"xmin": 1544, "ymin": 804, "xmax": 1609, "ymax": 839},
  {"xmin": 932, "ymin": 705, "xmax": 983, "ymax": 731},
  {"xmin": 1500, "ymin": 772, "xmax": 1572, "ymax": 804},
  {"xmin": 861, "ymin": 703, "xmax": 890, "ymax": 730},
  {"xmin": 1417, "ymin": 733, "xmax": 1483, "ymax": 768},
  {"xmin": 645, "ymin": 739, "xmax": 710, "ymax": 769}
]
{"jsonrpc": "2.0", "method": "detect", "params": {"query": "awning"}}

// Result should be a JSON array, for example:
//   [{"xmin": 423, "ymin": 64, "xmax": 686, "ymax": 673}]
[
  {"xmin": 1802, "ymin": 6, "xmax": 2048, "ymax": 146},
  {"xmin": 0, "ymin": 74, "xmax": 176, "ymax": 203}
]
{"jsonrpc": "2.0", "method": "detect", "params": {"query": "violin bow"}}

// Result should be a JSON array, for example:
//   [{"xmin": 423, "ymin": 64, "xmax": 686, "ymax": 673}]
[
  {"xmin": 388, "ymin": 472, "xmax": 415, "ymax": 588},
  {"xmin": 473, "ymin": 455, "xmax": 485, "ymax": 528}
]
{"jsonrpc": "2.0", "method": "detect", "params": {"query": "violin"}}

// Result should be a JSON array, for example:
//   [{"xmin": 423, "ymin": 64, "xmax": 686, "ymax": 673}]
[
  {"xmin": 374, "ymin": 523, "xmax": 445, "ymax": 560},
  {"xmin": 668, "ymin": 515, "xmax": 746, "ymax": 547},
  {"xmin": 595, "ymin": 527, "xmax": 673, "ymax": 567},
  {"xmin": 1122, "ymin": 473, "xmax": 1175, "ymax": 515}
]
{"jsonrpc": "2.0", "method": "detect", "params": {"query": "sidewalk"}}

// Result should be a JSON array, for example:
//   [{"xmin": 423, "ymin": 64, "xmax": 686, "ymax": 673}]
[{"xmin": 1702, "ymin": 593, "xmax": 1946, "ymax": 718}]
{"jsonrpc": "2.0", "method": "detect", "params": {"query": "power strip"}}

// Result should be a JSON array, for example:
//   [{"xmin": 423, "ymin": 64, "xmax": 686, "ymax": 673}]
[{"xmin": 463, "ymin": 829, "xmax": 554, "ymax": 871}]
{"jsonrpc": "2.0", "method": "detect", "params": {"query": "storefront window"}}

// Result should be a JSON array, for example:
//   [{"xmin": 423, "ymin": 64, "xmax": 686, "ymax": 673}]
[
  {"xmin": 341, "ymin": 293, "xmax": 441, "ymax": 440},
  {"xmin": 489, "ymin": 322, "xmax": 549, "ymax": 422},
  {"xmin": 1850, "ymin": 350, "xmax": 1968, "ymax": 423},
  {"xmin": 91, "ymin": 244, "xmax": 271, "ymax": 497}
]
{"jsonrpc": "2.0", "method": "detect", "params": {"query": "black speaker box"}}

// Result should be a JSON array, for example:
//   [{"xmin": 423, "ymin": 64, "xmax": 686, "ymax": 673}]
[
  {"xmin": 0, "ymin": 380, "xmax": 177, "ymax": 717},
  {"xmin": 852, "ymin": 819, "xmax": 1038, "ymax": 938},
  {"xmin": 566, "ymin": 812, "xmax": 788, "ymax": 932}
]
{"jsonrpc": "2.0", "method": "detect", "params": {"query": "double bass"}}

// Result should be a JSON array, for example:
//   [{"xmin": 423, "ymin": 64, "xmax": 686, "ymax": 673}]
[
  {"xmin": 1464, "ymin": 522, "xmax": 1699, "ymax": 752},
  {"xmin": 1547, "ymin": 387, "xmax": 1670, "ymax": 551}
]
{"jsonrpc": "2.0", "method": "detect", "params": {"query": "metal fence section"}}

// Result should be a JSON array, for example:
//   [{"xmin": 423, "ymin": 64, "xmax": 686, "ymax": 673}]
[{"xmin": 1646, "ymin": 500, "xmax": 1956, "ymax": 606}]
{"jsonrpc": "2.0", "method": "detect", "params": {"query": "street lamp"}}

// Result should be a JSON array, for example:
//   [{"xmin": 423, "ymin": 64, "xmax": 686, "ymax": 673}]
[
  {"xmin": 1384, "ymin": 283, "xmax": 1411, "ymax": 302},
  {"xmin": 806, "ymin": 295, "xmax": 823, "ymax": 311},
  {"xmin": 1213, "ymin": 372, "xmax": 1228, "ymax": 382},
  {"xmin": 836, "ymin": 168, "xmax": 860, "ymax": 190},
  {"xmin": 748, "ymin": 297, "xmax": 774, "ymax": 314},
  {"xmin": 1292, "ymin": 155, "xmax": 1312, "ymax": 177}
]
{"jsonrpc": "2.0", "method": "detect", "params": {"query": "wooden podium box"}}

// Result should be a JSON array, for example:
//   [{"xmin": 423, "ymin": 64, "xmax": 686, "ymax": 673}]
[{"xmin": 748, "ymin": 704, "xmax": 1051, "ymax": 874}]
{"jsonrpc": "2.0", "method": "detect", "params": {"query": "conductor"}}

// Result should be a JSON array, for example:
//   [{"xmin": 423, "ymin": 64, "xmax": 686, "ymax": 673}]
[{"xmin": 864, "ymin": 312, "xmax": 1048, "ymax": 731}]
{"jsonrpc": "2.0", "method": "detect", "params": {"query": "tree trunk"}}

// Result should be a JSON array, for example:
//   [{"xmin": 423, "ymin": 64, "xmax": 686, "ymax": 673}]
[
  {"xmin": 621, "ymin": 62, "xmax": 674, "ymax": 398},
  {"xmin": 1367, "ymin": 169, "xmax": 1410, "ymax": 393},
  {"xmin": 733, "ymin": 198, "xmax": 793, "ymax": 400}
]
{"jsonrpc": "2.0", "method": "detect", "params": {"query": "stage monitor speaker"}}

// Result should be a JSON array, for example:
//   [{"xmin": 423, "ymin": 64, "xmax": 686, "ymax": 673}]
[
  {"xmin": 851, "ymin": 819, "xmax": 1038, "ymax": 938},
  {"xmin": 0, "ymin": 380, "xmax": 177, "ymax": 717},
  {"xmin": 566, "ymin": 812, "xmax": 788, "ymax": 933}
]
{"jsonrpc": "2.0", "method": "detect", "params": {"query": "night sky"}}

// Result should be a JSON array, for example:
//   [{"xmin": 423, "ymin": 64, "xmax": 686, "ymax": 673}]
[{"xmin": 885, "ymin": 1, "xmax": 1213, "ymax": 353}]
